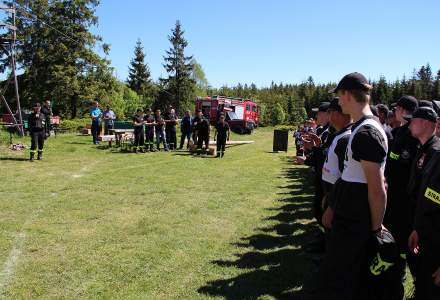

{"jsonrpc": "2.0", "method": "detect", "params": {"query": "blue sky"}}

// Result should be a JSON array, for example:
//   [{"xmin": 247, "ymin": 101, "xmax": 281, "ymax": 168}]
[{"xmin": 94, "ymin": 0, "xmax": 439, "ymax": 88}]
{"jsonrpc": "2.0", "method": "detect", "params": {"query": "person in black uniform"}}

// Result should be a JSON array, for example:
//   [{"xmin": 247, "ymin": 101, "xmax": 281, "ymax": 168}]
[
  {"xmin": 405, "ymin": 107, "xmax": 440, "ymax": 300},
  {"xmin": 179, "ymin": 110, "xmax": 193, "ymax": 149},
  {"xmin": 192, "ymin": 110, "xmax": 202, "ymax": 145},
  {"xmin": 214, "ymin": 113, "xmax": 230, "ymax": 158},
  {"xmin": 40, "ymin": 100, "xmax": 52, "ymax": 139},
  {"xmin": 383, "ymin": 95, "xmax": 419, "ymax": 295},
  {"xmin": 321, "ymin": 98, "xmax": 352, "ymax": 229},
  {"xmin": 144, "ymin": 108, "xmax": 156, "ymax": 152},
  {"xmin": 194, "ymin": 109, "xmax": 210, "ymax": 155},
  {"xmin": 165, "ymin": 107, "xmax": 178, "ymax": 150},
  {"xmin": 132, "ymin": 109, "xmax": 145, "ymax": 153},
  {"xmin": 307, "ymin": 73, "xmax": 388, "ymax": 300},
  {"xmin": 300, "ymin": 102, "xmax": 335, "ymax": 252},
  {"xmin": 28, "ymin": 103, "xmax": 46, "ymax": 161},
  {"xmin": 155, "ymin": 109, "xmax": 169, "ymax": 151}
]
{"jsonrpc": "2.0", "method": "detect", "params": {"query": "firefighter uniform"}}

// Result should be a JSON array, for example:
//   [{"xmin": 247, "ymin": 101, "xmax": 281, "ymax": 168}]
[
  {"xmin": 28, "ymin": 110, "xmax": 46, "ymax": 161},
  {"xmin": 40, "ymin": 103, "xmax": 52, "ymax": 139},
  {"xmin": 132, "ymin": 114, "xmax": 145, "ymax": 153},
  {"xmin": 144, "ymin": 113, "xmax": 156, "ymax": 151},
  {"xmin": 215, "ymin": 121, "xmax": 230, "ymax": 157},
  {"xmin": 195, "ymin": 117, "xmax": 210, "ymax": 154},
  {"xmin": 309, "ymin": 116, "xmax": 388, "ymax": 300},
  {"xmin": 165, "ymin": 112, "xmax": 178, "ymax": 150},
  {"xmin": 408, "ymin": 135, "xmax": 440, "ymax": 300}
]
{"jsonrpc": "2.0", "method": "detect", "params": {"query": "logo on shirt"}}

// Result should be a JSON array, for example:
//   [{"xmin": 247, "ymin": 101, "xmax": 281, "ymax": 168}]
[
  {"xmin": 401, "ymin": 149, "xmax": 410, "ymax": 160},
  {"xmin": 370, "ymin": 252, "xmax": 394, "ymax": 275},
  {"xmin": 389, "ymin": 151, "xmax": 400, "ymax": 160},
  {"xmin": 425, "ymin": 187, "xmax": 440, "ymax": 205}
]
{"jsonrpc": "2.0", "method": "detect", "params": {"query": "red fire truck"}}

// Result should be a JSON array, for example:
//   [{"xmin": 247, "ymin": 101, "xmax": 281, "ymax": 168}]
[{"xmin": 195, "ymin": 95, "xmax": 260, "ymax": 134}]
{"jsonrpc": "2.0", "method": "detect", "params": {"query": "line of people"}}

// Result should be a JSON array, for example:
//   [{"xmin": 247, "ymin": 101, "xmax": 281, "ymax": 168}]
[
  {"xmin": 89, "ymin": 101, "xmax": 231, "ymax": 157},
  {"xmin": 294, "ymin": 72, "xmax": 440, "ymax": 300}
]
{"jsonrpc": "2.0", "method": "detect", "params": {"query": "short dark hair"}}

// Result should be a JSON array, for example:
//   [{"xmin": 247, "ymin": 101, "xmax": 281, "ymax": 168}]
[
  {"xmin": 136, "ymin": 108, "xmax": 143, "ymax": 113},
  {"xmin": 347, "ymin": 89, "xmax": 371, "ymax": 104}
]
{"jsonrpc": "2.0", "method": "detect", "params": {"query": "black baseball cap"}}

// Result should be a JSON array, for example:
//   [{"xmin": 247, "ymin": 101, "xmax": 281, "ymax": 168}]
[
  {"xmin": 396, "ymin": 95, "xmax": 418, "ymax": 113},
  {"xmin": 312, "ymin": 102, "xmax": 330, "ymax": 112},
  {"xmin": 33, "ymin": 102, "xmax": 41, "ymax": 107},
  {"xmin": 329, "ymin": 72, "xmax": 371, "ymax": 93},
  {"xmin": 327, "ymin": 98, "xmax": 342, "ymax": 112},
  {"xmin": 419, "ymin": 100, "xmax": 433, "ymax": 109},
  {"xmin": 433, "ymin": 100, "xmax": 440, "ymax": 114},
  {"xmin": 404, "ymin": 107, "xmax": 438, "ymax": 123}
]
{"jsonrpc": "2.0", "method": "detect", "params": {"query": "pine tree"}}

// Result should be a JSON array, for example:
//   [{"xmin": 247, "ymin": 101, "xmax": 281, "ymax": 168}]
[
  {"xmin": 2, "ymin": 0, "xmax": 114, "ymax": 118},
  {"xmin": 160, "ymin": 20, "xmax": 195, "ymax": 112},
  {"xmin": 127, "ymin": 39, "xmax": 152, "ymax": 96}
]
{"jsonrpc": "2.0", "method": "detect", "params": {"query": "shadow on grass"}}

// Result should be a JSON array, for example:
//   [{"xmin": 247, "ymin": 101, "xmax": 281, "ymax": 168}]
[
  {"xmin": 0, "ymin": 157, "xmax": 29, "ymax": 161},
  {"xmin": 198, "ymin": 159, "xmax": 317, "ymax": 299}
]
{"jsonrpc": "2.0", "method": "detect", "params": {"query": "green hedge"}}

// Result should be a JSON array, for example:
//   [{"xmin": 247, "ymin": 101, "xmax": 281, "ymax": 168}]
[
  {"xmin": 59, "ymin": 118, "xmax": 91, "ymax": 132},
  {"xmin": 274, "ymin": 125, "xmax": 295, "ymax": 131}
]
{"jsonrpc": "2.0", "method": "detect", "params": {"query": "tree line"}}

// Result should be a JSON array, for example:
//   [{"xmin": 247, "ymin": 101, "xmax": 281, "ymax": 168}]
[{"xmin": 1, "ymin": 1, "xmax": 439, "ymax": 127}]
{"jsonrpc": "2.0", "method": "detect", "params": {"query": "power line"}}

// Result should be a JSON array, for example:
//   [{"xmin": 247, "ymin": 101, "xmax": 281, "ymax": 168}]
[{"xmin": 13, "ymin": 3, "xmax": 81, "ymax": 44}]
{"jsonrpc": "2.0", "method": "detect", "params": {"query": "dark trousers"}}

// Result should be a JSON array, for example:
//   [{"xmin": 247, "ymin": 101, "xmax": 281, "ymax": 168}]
[
  {"xmin": 134, "ymin": 129, "xmax": 144, "ymax": 148},
  {"xmin": 91, "ymin": 121, "xmax": 101, "ymax": 144},
  {"xmin": 216, "ymin": 136, "xmax": 226, "ymax": 152},
  {"xmin": 197, "ymin": 134, "xmax": 209, "ymax": 151},
  {"xmin": 44, "ymin": 118, "xmax": 51, "ymax": 139},
  {"xmin": 166, "ymin": 127, "xmax": 177, "ymax": 150},
  {"xmin": 145, "ymin": 130, "xmax": 155, "ymax": 150},
  {"xmin": 30, "ymin": 130, "xmax": 45, "ymax": 152},
  {"xmin": 413, "ymin": 244, "xmax": 440, "ymax": 300},
  {"xmin": 180, "ymin": 131, "xmax": 191, "ymax": 148},
  {"xmin": 306, "ymin": 215, "xmax": 372, "ymax": 300},
  {"xmin": 313, "ymin": 175, "xmax": 325, "ymax": 226}
]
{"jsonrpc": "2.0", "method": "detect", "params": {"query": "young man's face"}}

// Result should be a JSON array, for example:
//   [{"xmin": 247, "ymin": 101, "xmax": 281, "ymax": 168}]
[
  {"xmin": 328, "ymin": 110, "xmax": 339, "ymax": 127},
  {"xmin": 198, "ymin": 112, "xmax": 203, "ymax": 118},
  {"xmin": 34, "ymin": 106, "xmax": 41, "ymax": 113},
  {"xmin": 395, "ymin": 106, "xmax": 406, "ymax": 123},
  {"xmin": 219, "ymin": 116, "xmax": 225, "ymax": 123},
  {"xmin": 337, "ymin": 90, "xmax": 351, "ymax": 115},
  {"xmin": 316, "ymin": 111, "xmax": 329, "ymax": 126},
  {"xmin": 156, "ymin": 110, "xmax": 161, "ymax": 116}
]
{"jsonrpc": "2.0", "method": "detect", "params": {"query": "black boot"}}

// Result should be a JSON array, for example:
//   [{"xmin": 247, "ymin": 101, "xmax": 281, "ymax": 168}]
[
  {"xmin": 30, "ymin": 152, "xmax": 35, "ymax": 161},
  {"xmin": 221, "ymin": 151, "xmax": 225, "ymax": 158},
  {"xmin": 37, "ymin": 151, "xmax": 43, "ymax": 160},
  {"xmin": 216, "ymin": 153, "xmax": 220, "ymax": 158}
]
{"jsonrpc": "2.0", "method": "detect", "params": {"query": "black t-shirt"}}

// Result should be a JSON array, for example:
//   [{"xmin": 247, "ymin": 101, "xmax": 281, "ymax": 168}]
[
  {"xmin": 144, "ymin": 115, "xmax": 155, "ymax": 132},
  {"xmin": 215, "ymin": 122, "xmax": 230, "ymax": 138},
  {"xmin": 351, "ymin": 117, "xmax": 387, "ymax": 163},
  {"xmin": 195, "ymin": 118, "xmax": 210, "ymax": 135},
  {"xmin": 334, "ymin": 125, "xmax": 351, "ymax": 173},
  {"xmin": 133, "ymin": 115, "xmax": 144, "ymax": 131},
  {"xmin": 164, "ymin": 113, "xmax": 177, "ymax": 130},
  {"xmin": 155, "ymin": 115, "xmax": 165, "ymax": 130}
]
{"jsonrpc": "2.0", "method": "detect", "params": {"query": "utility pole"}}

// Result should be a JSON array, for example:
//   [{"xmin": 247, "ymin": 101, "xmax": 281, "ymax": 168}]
[{"xmin": 0, "ymin": 5, "xmax": 24, "ymax": 136}]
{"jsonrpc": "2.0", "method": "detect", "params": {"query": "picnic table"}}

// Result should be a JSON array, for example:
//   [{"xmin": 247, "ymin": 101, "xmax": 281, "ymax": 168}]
[{"xmin": 110, "ymin": 128, "xmax": 134, "ymax": 147}]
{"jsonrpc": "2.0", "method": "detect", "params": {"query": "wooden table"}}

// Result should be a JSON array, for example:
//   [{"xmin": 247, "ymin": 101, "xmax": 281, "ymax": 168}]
[{"xmin": 110, "ymin": 129, "xmax": 134, "ymax": 147}]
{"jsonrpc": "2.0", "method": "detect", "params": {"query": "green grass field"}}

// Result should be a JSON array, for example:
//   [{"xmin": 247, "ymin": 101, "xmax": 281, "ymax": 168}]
[{"xmin": 0, "ymin": 128, "xmax": 413, "ymax": 299}]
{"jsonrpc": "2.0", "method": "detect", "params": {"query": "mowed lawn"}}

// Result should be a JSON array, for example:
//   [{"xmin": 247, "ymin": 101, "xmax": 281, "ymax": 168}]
[{"xmin": 0, "ymin": 127, "xmax": 324, "ymax": 299}]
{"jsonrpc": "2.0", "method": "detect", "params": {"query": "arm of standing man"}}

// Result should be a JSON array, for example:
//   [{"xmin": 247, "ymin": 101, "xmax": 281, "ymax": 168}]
[{"xmin": 361, "ymin": 160, "xmax": 387, "ymax": 232}]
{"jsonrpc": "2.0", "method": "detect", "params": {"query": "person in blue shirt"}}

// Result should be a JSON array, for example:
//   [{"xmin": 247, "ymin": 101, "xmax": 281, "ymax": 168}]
[{"xmin": 90, "ymin": 101, "xmax": 102, "ymax": 145}]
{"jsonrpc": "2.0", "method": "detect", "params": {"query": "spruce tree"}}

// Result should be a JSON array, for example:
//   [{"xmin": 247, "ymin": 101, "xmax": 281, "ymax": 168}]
[
  {"xmin": 160, "ymin": 20, "xmax": 195, "ymax": 112},
  {"xmin": 127, "ymin": 39, "xmax": 152, "ymax": 96}
]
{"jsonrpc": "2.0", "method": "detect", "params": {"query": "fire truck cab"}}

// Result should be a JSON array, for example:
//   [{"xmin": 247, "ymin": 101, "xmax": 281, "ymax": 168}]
[{"xmin": 195, "ymin": 96, "xmax": 260, "ymax": 134}]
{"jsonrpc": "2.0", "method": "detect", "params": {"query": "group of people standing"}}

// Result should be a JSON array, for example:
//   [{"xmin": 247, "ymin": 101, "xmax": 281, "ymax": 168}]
[
  {"xmin": 295, "ymin": 72, "xmax": 440, "ymax": 300},
  {"xmin": 89, "ymin": 102, "xmax": 231, "ymax": 158}
]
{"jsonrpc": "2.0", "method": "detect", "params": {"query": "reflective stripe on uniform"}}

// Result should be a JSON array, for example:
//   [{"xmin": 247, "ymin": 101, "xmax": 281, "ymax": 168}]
[
  {"xmin": 424, "ymin": 187, "xmax": 440, "ymax": 205},
  {"xmin": 389, "ymin": 151, "xmax": 400, "ymax": 160}
]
